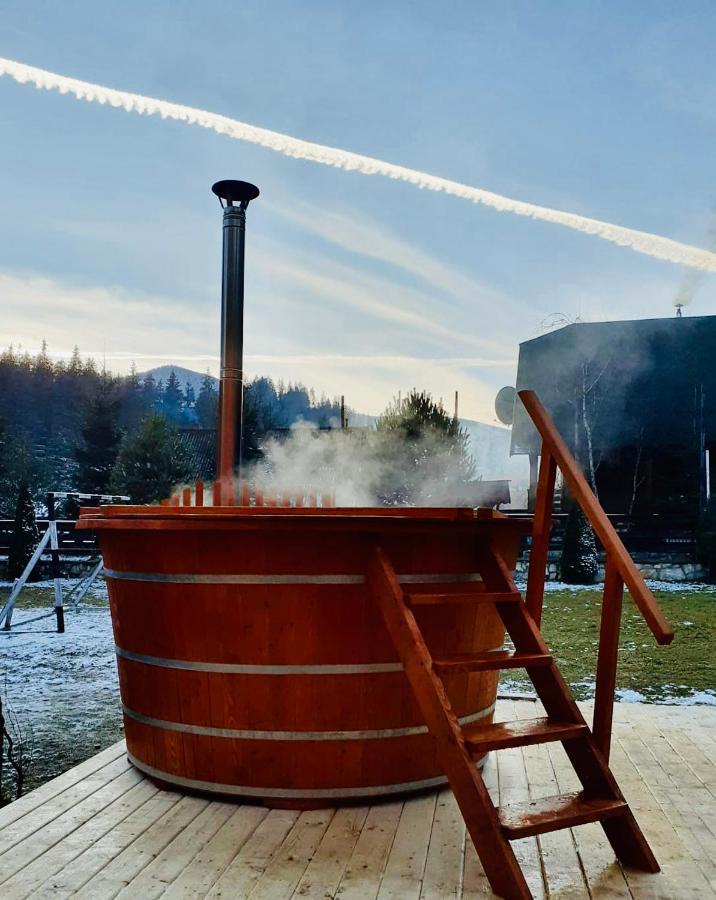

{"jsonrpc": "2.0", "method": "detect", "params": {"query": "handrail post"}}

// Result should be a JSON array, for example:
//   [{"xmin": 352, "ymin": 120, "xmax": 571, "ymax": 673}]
[
  {"xmin": 525, "ymin": 447, "xmax": 557, "ymax": 627},
  {"xmin": 593, "ymin": 555, "xmax": 624, "ymax": 760}
]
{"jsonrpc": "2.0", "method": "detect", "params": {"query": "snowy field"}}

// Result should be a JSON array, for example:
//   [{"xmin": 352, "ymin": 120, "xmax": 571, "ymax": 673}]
[
  {"xmin": 0, "ymin": 576, "xmax": 714, "ymax": 796},
  {"xmin": 0, "ymin": 579, "xmax": 122, "ymax": 795}
]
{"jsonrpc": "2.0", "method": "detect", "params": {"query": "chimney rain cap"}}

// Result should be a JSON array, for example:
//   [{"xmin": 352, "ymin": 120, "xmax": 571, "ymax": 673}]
[{"xmin": 211, "ymin": 180, "xmax": 260, "ymax": 208}]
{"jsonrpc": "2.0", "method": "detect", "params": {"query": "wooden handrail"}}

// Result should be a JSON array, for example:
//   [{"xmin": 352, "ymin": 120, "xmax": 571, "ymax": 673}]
[{"xmin": 519, "ymin": 390, "xmax": 673, "ymax": 646}]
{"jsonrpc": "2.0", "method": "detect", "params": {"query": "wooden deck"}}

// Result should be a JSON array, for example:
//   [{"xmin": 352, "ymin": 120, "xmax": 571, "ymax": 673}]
[{"xmin": 1, "ymin": 700, "xmax": 715, "ymax": 899}]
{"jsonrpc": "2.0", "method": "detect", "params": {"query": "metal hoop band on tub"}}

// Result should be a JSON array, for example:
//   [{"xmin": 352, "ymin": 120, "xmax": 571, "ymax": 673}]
[
  {"xmin": 122, "ymin": 702, "xmax": 495, "ymax": 742},
  {"xmin": 103, "ymin": 569, "xmax": 483, "ymax": 585},
  {"xmin": 126, "ymin": 752, "xmax": 487, "ymax": 800}
]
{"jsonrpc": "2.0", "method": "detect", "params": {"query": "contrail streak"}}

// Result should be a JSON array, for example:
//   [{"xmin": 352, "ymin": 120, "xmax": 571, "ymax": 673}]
[{"xmin": 2, "ymin": 56, "xmax": 716, "ymax": 272}]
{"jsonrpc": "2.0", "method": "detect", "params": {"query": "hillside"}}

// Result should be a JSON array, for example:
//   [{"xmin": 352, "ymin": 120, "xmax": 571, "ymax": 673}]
[{"xmin": 140, "ymin": 365, "xmax": 216, "ymax": 394}]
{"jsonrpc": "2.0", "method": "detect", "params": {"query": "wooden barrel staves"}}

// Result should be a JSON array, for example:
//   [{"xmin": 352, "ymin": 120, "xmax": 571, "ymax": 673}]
[{"xmin": 78, "ymin": 506, "xmax": 530, "ymax": 808}]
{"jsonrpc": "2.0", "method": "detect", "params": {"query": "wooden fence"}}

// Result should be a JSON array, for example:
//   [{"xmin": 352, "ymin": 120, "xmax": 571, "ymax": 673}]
[
  {"xmin": 163, "ymin": 480, "xmax": 336, "ymax": 508},
  {"xmin": 0, "ymin": 519, "xmax": 98, "ymax": 554}
]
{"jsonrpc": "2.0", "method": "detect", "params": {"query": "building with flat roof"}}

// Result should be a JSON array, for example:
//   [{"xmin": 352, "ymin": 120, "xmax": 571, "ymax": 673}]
[{"xmin": 508, "ymin": 315, "xmax": 716, "ymax": 514}]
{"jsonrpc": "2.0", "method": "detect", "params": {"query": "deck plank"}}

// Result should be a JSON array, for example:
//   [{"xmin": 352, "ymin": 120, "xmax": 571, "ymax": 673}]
[
  {"xmin": 461, "ymin": 755, "xmax": 497, "ymax": 898},
  {"xmin": 1, "ymin": 705, "xmax": 715, "ymax": 898},
  {"xmin": 543, "ymin": 739, "xmax": 631, "ymax": 899},
  {"xmin": 513, "ymin": 698, "xmax": 590, "ymax": 897},
  {"xmin": 290, "ymin": 807, "xmax": 369, "ymax": 899},
  {"xmin": 0, "ymin": 741, "xmax": 126, "ymax": 831},
  {"xmin": 114, "ymin": 802, "xmax": 238, "ymax": 899},
  {"xmin": 27, "ymin": 789, "xmax": 182, "ymax": 898},
  {"xmin": 3, "ymin": 777, "xmax": 158, "ymax": 900},
  {"xmin": 162, "ymin": 806, "xmax": 268, "ymax": 899},
  {"xmin": 203, "ymin": 809, "xmax": 300, "ymax": 899},
  {"xmin": 333, "ymin": 801, "xmax": 403, "ymax": 900},
  {"xmin": 375, "ymin": 792, "xmax": 437, "ymax": 900},
  {"xmin": 0, "ymin": 762, "xmax": 141, "ymax": 887},
  {"xmin": 72, "ymin": 795, "xmax": 210, "ymax": 899},
  {"xmin": 420, "ymin": 789, "xmax": 465, "ymax": 900},
  {"xmin": 0, "ymin": 754, "xmax": 132, "ymax": 859},
  {"xmin": 242, "ymin": 808, "xmax": 334, "ymax": 899}
]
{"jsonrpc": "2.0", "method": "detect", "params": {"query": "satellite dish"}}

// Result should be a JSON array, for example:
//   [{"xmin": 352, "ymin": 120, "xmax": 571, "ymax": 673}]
[{"xmin": 495, "ymin": 386, "xmax": 517, "ymax": 426}]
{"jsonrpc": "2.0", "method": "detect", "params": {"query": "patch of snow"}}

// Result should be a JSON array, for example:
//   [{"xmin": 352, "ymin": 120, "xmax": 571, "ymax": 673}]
[
  {"xmin": 615, "ymin": 688, "xmax": 647, "ymax": 703},
  {"xmin": 657, "ymin": 689, "xmax": 716, "ymax": 707},
  {"xmin": 515, "ymin": 580, "xmax": 716, "ymax": 593},
  {"xmin": 644, "ymin": 580, "xmax": 715, "ymax": 593},
  {"xmin": 0, "ymin": 585, "xmax": 121, "ymax": 790}
]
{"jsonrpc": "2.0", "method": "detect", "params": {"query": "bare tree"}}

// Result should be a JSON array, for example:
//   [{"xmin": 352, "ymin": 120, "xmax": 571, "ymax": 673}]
[
  {"xmin": 0, "ymin": 682, "xmax": 34, "ymax": 803},
  {"xmin": 628, "ymin": 429, "xmax": 647, "ymax": 516},
  {"xmin": 578, "ymin": 358, "xmax": 611, "ymax": 501},
  {"xmin": 543, "ymin": 313, "xmax": 609, "ymax": 500}
]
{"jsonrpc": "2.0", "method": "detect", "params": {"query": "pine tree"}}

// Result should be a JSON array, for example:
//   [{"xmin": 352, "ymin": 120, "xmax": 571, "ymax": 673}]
[
  {"xmin": 374, "ymin": 390, "xmax": 475, "ymax": 504},
  {"xmin": 110, "ymin": 415, "xmax": 193, "ymax": 503},
  {"xmin": 559, "ymin": 504, "xmax": 599, "ymax": 584},
  {"xmin": 74, "ymin": 379, "xmax": 122, "ymax": 493},
  {"xmin": 161, "ymin": 370, "xmax": 183, "ymax": 422},
  {"xmin": 34, "ymin": 340, "xmax": 52, "ymax": 375},
  {"xmin": 141, "ymin": 372, "xmax": 159, "ymax": 410},
  {"xmin": 195, "ymin": 372, "xmax": 218, "ymax": 428},
  {"xmin": 8, "ymin": 480, "xmax": 41, "ymax": 581},
  {"xmin": 67, "ymin": 345, "xmax": 83, "ymax": 376},
  {"xmin": 118, "ymin": 362, "xmax": 145, "ymax": 430}
]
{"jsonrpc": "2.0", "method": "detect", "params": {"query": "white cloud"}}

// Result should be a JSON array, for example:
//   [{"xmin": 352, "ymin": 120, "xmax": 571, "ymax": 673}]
[
  {"xmin": 0, "ymin": 267, "xmax": 516, "ymax": 420},
  {"xmin": 0, "ymin": 270, "xmax": 217, "ymax": 361}
]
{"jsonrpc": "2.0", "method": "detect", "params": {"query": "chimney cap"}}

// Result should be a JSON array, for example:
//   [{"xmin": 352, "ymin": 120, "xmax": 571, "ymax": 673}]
[{"xmin": 211, "ymin": 180, "xmax": 260, "ymax": 208}]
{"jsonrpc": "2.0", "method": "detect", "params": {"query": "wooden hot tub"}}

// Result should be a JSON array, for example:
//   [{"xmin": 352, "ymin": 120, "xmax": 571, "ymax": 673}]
[{"xmin": 79, "ymin": 506, "xmax": 530, "ymax": 807}]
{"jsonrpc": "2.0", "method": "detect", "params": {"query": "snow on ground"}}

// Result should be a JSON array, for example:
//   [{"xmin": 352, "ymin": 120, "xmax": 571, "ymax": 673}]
[
  {"xmin": 516, "ymin": 579, "xmax": 716, "ymax": 593},
  {"xmin": 0, "ymin": 580, "xmax": 122, "ymax": 793}
]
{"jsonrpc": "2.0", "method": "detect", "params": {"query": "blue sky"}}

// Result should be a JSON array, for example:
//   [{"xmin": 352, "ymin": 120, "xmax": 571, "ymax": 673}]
[{"xmin": 1, "ymin": 1, "xmax": 715, "ymax": 420}]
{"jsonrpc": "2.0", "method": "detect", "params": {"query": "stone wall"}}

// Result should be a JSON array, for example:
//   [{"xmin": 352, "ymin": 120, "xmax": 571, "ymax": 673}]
[{"xmin": 516, "ymin": 550, "xmax": 708, "ymax": 583}]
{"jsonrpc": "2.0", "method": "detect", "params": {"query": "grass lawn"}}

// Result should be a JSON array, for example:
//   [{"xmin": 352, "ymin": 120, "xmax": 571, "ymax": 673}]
[{"xmin": 501, "ymin": 586, "xmax": 716, "ymax": 704}]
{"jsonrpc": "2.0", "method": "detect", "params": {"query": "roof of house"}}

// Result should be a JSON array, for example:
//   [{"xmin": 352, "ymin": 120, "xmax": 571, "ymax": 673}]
[{"xmin": 510, "ymin": 314, "xmax": 716, "ymax": 455}]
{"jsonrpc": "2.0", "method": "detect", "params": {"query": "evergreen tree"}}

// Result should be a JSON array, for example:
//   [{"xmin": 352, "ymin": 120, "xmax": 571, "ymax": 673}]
[
  {"xmin": 8, "ymin": 480, "xmax": 40, "ymax": 581},
  {"xmin": 141, "ymin": 372, "xmax": 159, "ymax": 410},
  {"xmin": 161, "ymin": 370, "xmax": 183, "ymax": 422},
  {"xmin": 118, "ymin": 362, "xmax": 145, "ymax": 431},
  {"xmin": 110, "ymin": 415, "xmax": 193, "ymax": 503},
  {"xmin": 67, "ymin": 345, "xmax": 83, "ymax": 376},
  {"xmin": 195, "ymin": 372, "xmax": 218, "ymax": 428},
  {"xmin": 74, "ymin": 380, "xmax": 122, "ymax": 493},
  {"xmin": 0, "ymin": 418, "xmax": 25, "ymax": 517},
  {"xmin": 559, "ymin": 504, "xmax": 599, "ymax": 584},
  {"xmin": 374, "ymin": 390, "xmax": 476, "ymax": 504},
  {"xmin": 280, "ymin": 384, "xmax": 311, "ymax": 423}
]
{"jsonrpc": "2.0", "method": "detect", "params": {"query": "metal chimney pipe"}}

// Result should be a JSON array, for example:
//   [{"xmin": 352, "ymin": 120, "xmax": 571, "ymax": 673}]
[{"xmin": 211, "ymin": 180, "xmax": 260, "ymax": 489}]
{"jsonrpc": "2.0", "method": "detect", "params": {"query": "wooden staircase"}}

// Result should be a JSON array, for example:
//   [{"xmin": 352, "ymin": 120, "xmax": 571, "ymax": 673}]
[{"xmin": 367, "ymin": 389, "xmax": 674, "ymax": 900}]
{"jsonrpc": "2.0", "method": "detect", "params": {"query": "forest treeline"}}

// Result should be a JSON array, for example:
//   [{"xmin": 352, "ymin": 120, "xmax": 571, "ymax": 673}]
[{"xmin": 0, "ymin": 343, "xmax": 342, "ymax": 514}]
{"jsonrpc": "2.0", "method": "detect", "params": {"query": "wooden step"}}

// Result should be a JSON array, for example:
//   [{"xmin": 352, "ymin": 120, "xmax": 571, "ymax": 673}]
[
  {"xmin": 433, "ymin": 650, "xmax": 552, "ymax": 674},
  {"xmin": 408, "ymin": 590, "xmax": 522, "ymax": 607},
  {"xmin": 463, "ymin": 717, "xmax": 587, "ymax": 753},
  {"xmin": 500, "ymin": 791, "xmax": 628, "ymax": 840}
]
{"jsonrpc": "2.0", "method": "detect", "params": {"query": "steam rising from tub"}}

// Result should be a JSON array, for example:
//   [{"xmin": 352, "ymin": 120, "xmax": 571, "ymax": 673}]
[
  {"xmin": 3, "ymin": 55, "xmax": 716, "ymax": 272},
  {"xmin": 245, "ymin": 418, "xmax": 478, "ymax": 507}
]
